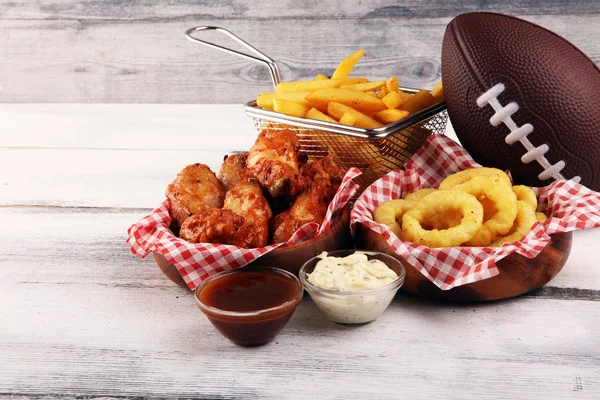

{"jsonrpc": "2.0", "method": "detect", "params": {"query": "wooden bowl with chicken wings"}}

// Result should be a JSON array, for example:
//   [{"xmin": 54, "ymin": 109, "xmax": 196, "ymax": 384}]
[{"xmin": 154, "ymin": 126, "xmax": 355, "ymax": 289}]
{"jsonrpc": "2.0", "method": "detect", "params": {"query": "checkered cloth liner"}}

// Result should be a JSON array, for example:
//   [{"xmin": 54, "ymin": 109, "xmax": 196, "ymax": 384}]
[
  {"xmin": 351, "ymin": 134, "xmax": 600, "ymax": 290},
  {"xmin": 127, "ymin": 168, "xmax": 361, "ymax": 290}
]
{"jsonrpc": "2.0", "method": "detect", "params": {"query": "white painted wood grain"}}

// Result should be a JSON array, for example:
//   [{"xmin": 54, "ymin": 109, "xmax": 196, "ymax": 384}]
[
  {"xmin": 1, "ymin": 292, "xmax": 598, "ymax": 399},
  {"xmin": 3, "ymin": 0, "xmax": 600, "ymax": 20},
  {"xmin": 0, "ymin": 104, "xmax": 257, "ymax": 150},
  {"xmin": 0, "ymin": 148, "xmax": 236, "ymax": 208},
  {"xmin": 2, "ymin": 13, "xmax": 599, "ymax": 103},
  {"xmin": 0, "ymin": 208, "xmax": 598, "ymax": 399},
  {"xmin": 0, "ymin": 105, "xmax": 256, "ymax": 208}
]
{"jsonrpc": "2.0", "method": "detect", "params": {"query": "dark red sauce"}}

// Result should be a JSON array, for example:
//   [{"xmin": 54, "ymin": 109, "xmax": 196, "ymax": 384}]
[
  {"xmin": 200, "ymin": 271, "xmax": 299, "ymax": 312},
  {"xmin": 196, "ymin": 268, "xmax": 302, "ymax": 347}
]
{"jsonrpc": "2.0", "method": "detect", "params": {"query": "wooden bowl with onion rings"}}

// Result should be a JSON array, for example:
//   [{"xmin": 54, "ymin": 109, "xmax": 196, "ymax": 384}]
[
  {"xmin": 155, "ymin": 206, "xmax": 353, "ymax": 289},
  {"xmin": 357, "ymin": 226, "xmax": 572, "ymax": 302}
]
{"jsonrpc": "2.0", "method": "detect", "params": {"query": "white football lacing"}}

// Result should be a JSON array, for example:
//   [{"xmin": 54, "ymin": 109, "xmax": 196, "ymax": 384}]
[{"xmin": 476, "ymin": 83, "xmax": 581, "ymax": 184}]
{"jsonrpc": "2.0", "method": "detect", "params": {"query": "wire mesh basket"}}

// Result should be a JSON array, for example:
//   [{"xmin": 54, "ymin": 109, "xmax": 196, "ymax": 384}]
[{"xmin": 186, "ymin": 26, "xmax": 449, "ymax": 189}]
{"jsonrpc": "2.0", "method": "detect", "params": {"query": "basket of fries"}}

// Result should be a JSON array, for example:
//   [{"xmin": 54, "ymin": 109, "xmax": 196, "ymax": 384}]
[{"xmin": 186, "ymin": 26, "xmax": 448, "ymax": 190}]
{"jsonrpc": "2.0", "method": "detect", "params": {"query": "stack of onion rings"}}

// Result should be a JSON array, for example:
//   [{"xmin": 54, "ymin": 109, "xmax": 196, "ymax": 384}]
[{"xmin": 372, "ymin": 167, "xmax": 547, "ymax": 248}]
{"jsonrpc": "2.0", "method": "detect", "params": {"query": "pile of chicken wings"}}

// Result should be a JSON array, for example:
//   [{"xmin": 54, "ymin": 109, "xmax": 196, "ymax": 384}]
[{"xmin": 165, "ymin": 127, "xmax": 343, "ymax": 248}]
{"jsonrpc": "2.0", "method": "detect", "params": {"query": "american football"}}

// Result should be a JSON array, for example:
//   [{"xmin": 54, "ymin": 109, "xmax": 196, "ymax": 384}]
[{"xmin": 441, "ymin": 12, "xmax": 600, "ymax": 191}]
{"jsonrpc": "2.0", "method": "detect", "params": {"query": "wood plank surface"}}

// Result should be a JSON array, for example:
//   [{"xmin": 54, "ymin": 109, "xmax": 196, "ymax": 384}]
[
  {"xmin": 0, "ymin": 104, "xmax": 257, "ymax": 149},
  {"xmin": 0, "ymin": 207, "xmax": 599, "ymax": 399},
  {"xmin": 1, "ymin": 294, "xmax": 599, "ymax": 399},
  {"xmin": 2, "ymin": 12, "xmax": 599, "ymax": 103},
  {"xmin": 3, "ymin": 1, "xmax": 600, "ymax": 20},
  {"xmin": 1, "ymin": 103, "xmax": 600, "ymax": 399}
]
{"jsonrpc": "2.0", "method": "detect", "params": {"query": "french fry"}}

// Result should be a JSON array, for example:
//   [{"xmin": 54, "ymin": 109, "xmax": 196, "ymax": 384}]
[
  {"xmin": 386, "ymin": 76, "xmax": 399, "ymax": 93},
  {"xmin": 376, "ymin": 86, "xmax": 389, "ymax": 99},
  {"xmin": 306, "ymin": 107, "xmax": 337, "ymax": 123},
  {"xmin": 402, "ymin": 89, "xmax": 436, "ymax": 114},
  {"xmin": 338, "ymin": 112, "xmax": 357, "ymax": 126},
  {"xmin": 432, "ymin": 80, "xmax": 444, "ymax": 103},
  {"xmin": 275, "ymin": 77, "xmax": 367, "ymax": 94},
  {"xmin": 366, "ymin": 91, "xmax": 378, "ymax": 97},
  {"xmin": 375, "ymin": 109, "xmax": 410, "ymax": 124},
  {"xmin": 341, "ymin": 81, "xmax": 386, "ymax": 92},
  {"xmin": 339, "ymin": 77, "xmax": 369, "ymax": 85},
  {"xmin": 382, "ymin": 91, "xmax": 406, "ymax": 110},
  {"xmin": 327, "ymin": 102, "xmax": 383, "ymax": 129},
  {"xmin": 273, "ymin": 98, "xmax": 310, "ymax": 118},
  {"xmin": 331, "ymin": 49, "xmax": 365, "ymax": 79},
  {"xmin": 256, "ymin": 92, "xmax": 277, "ymax": 111},
  {"xmin": 279, "ymin": 91, "xmax": 311, "ymax": 106},
  {"xmin": 276, "ymin": 79, "xmax": 341, "ymax": 94},
  {"xmin": 257, "ymin": 92, "xmax": 311, "ymax": 110},
  {"xmin": 306, "ymin": 88, "xmax": 387, "ymax": 113},
  {"xmin": 315, "ymin": 74, "xmax": 329, "ymax": 80}
]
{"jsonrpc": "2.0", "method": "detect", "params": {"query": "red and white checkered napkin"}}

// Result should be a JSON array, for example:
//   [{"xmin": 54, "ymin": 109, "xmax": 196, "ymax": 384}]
[
  {"xmin": 127, "ymin": 168, "xmax": 361, "ymax": 290},
  {"xmin": 351, "ymin": 134, "xmax": 600, "ymax": 290}
]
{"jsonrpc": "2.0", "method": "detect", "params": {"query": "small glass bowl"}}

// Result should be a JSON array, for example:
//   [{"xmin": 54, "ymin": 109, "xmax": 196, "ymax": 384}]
[
  {"xmin": 299, "ymin": 250, "xmax": 406, "ymax": 324},
  {"xmin": 194, "ymin": 266, "xmax": 303, "ymax": 347}
]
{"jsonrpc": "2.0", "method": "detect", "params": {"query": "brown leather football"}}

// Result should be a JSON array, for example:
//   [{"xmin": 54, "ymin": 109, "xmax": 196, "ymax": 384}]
[{"xmin": 441, "ymin": 12, "xmax": 600, "ymax": 191}]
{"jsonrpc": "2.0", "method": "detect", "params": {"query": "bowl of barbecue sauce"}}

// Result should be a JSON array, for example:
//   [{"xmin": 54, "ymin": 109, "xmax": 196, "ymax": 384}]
[{"xmin": 194, "ymin": 266, "xmax": 303, "ymax": 347}]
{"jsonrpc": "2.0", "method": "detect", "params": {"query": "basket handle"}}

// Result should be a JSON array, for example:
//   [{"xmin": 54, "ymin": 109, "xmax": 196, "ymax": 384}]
[{"xmin": 185, "ymin": 26, "xmax": 281, "ymax": 89}]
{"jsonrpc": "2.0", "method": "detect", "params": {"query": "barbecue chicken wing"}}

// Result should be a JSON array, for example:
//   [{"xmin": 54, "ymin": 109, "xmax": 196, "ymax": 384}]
[
  {"xmin": 246, "ymin": 128, "xmax": 306, "ymax": 198},
  {"xmin": 180, "ymin": 209, "xmax": 244, "ymax": 244},
  {"xmin": 218, "ymin": 152, "xmax": 254, "ymax": 190},
  {"xmin": 300, "ymin": 154, "xmax": 343, "ymax": 202},
  {"xmin": 271, "ymin": 155, "xmax": 343, "ymax": 243},
  {"xmin": 223, "ymin": 182, "xmax": 272, "ymax": 248},
  {"xmin": 180, "ymin": 182, "xmax": 272, "ymax": 248},
  {"xmin": 166, "ymin": 163, "xmax": 225, "ymax": 232}
]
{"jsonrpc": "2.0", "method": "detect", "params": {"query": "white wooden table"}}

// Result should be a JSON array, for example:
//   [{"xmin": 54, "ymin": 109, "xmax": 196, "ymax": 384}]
[{"xmin": 1, "ymin": 104, "xmax": 599, "ymax": 399}]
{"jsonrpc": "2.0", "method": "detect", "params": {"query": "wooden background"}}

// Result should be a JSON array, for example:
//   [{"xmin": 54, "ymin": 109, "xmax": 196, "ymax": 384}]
[{"xmin": 2, "ymin": 1, "xmax": 600, "ymax": 103}]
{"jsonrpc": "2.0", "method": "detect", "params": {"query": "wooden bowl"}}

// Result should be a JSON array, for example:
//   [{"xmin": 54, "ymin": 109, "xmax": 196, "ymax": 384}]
[
  {"xmin": 357, "ymin": 225, "xmax": 572, "ymax": 302},
  {"xmin": 154, "ymin": 207, "xmax": 354, "ymax": 289}
]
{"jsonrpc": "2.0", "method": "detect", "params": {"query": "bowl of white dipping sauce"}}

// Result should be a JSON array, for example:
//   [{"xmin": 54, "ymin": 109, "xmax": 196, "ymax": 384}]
[{"xmin": 299, "ymin": 250, "xmax": 406, "ymax": 324}]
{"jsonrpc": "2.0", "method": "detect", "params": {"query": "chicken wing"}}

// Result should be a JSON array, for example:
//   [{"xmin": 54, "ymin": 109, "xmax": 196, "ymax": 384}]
[
  {"xmin": 218, "ymin": 152, "xmax": 253, "ymax": 190},
  {"xmin": 223, "ymin": 182, "xmax": 272, "ymax": 248},
  {"xmin": 180, "ymin": 209, "xmax": 244, "ymax": 244},
  {"xmin": 300, "ymin": 154, "xmax": 344, "ymax": 202},
  {"xmin": 180, "ymin": 182, "xmax": 272, "ymax": 248},
  {"xmin": 166, "ymin": 163, "xmax": 225, "ymax": 232},
  {"xmin": 271, "ymin": 180, "xmax": 329, "ymax": 243},
  {"xmin": 271, "ymin": 155, "xmax": 343, "ymax": 243},
  {"xmin": 246, "ymin": 128, "xmax": 306, "ymax": 197}
]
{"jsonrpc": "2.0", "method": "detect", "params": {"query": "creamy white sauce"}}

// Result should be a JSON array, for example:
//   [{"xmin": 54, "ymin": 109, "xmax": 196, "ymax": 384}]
[
  {"xmin": 305, "ymin": 252, "xmax": 400, "ymax": 324},
  {"xmin": 307, "ymin": 252, "xmax": 397, "ymax": 292}
]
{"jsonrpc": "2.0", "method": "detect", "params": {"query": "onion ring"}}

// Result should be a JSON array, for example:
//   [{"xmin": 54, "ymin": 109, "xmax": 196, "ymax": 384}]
[
  {"xmin": 404, "ymin": 188, "xmax": 437, "ymax": 202},
  {"xmin": 453, "ymin": 176, "xmax": 518, "ymax": 246},
  {"xmin": 535, "ymin": 211, "xmax": 548, "ymax": 222},
  {"xmin": 423, "ymin": 209, "xmax": 464, "ymax": 230},
  {"xmin": 373, "ymin": 199, "xmax": 417, "ymax": 238},
  {"xmin": 401, "ymin": 190, "xmax": 483, "ymax": 247},
  {"xmin": 490, "ymin": 202, "xmax": 537, "ymax": 247},
  {"xmin": 513, "ymin": 185, "xmax": 537, "ymax": 210},
  {"xmin": 439, "ymin": 167, "xmax": 512, "ymax": 190}
]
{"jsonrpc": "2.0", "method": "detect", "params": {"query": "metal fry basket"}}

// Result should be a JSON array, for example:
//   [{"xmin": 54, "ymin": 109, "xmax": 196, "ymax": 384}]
[{"xmin": 186, "ymin": 26, "xmax": 448, "ymax": 189}]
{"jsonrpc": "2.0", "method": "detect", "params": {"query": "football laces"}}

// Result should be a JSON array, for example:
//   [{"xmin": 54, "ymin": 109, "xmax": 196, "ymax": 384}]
[{"xmin": 477, "ymin": 83, "xmax": 581, "ymax": 184}]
